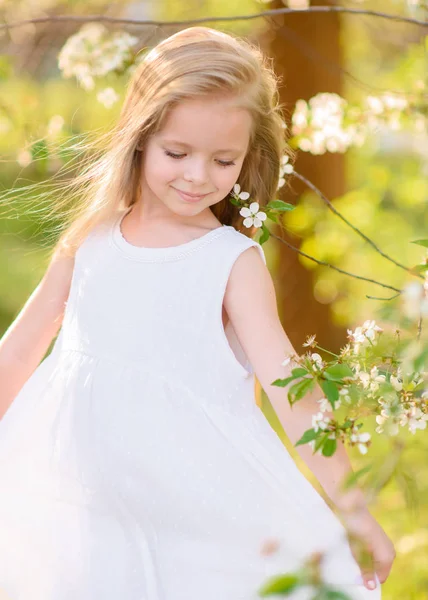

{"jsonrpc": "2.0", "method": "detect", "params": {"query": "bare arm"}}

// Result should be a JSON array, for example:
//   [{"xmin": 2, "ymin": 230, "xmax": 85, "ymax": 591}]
[
  {"xmin": 0, "ymin": 249, "xmax": 75, "ymax": 419},
  {"xmin": 223, "ymin": 247, "xmax": 368, "ymax": 514},
  {"xmin": 224, "ymin": 247, "xmax": 396, "ymax": 590}
]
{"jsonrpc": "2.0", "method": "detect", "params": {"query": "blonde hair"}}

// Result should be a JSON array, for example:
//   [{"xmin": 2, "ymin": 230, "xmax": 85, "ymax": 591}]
[{"xmin": 13, "ymin": 26, "xmax": 291, "ymax": 259}]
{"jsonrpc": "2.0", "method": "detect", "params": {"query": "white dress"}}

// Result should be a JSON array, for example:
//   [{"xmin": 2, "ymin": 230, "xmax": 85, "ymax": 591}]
[{"xmin": 0, "ymin": 207, "xmax": 381, "ymax": 600}]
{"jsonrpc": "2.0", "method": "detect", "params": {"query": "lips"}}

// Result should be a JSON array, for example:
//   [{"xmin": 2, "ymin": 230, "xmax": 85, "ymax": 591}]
[{"xmin": 174, "ymin": 188, "xmax": 210, "ymax": 202}]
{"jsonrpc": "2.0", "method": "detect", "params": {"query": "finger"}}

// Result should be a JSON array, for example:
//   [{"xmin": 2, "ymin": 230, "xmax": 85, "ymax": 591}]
[
  {"xmin": 373, "ymin": 554, "xmax": 395, "ymax": 583},
  {"xmin": 348, "ymin": 538, "xmax": 377, "ymax": 590},
  {"xmin": 360, "ymin": 566, "xmax": 376, "ymax": 590}
]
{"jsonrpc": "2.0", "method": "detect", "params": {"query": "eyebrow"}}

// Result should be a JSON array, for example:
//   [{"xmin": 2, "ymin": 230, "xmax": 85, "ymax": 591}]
[{"xmin": 161, "ymin": 139, "xmax": 244, "ymax": 153}]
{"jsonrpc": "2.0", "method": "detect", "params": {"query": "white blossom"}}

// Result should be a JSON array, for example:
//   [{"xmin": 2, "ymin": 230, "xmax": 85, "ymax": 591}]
[
  {"xmin": 46, "ymin": 115, "xmax": 65, "ymax": 137},
  {"xmin": 376, "ymin": 399, "xmax": 404, "ymax": 436},
  {"xmin": 390, "ymin": 375, "xmax": 403, "ymax": 392},
  {"xmin": 302, "ymin": 334, "xmax": 316, "ymax": 347},
  {"xmin": 339, "ymin": 387, "xmax": 352, "ymax": 404},
  {"xmin": 290, "ymin": 89, "xmax": 415, "ymax": 156},
  {"xmin": 232, "ymin": 183, "xmax": 250, "ymax": 202},
  {"xmin": 291, "ymin": 93, "xmax": 362, "ymax": 155},
  {"xmin": 350, "ymin": 431, "xmax": 371, "ymax": 454},
  {"xmin": 317, "ymin": 397, "xmax": 341, "ymax": 413},
  {"xmin": 406, "ymin": 407, "xmax": 428, "ymax": 434},
  {"xmin": 401, "ymin": 281, "xmax": 428, "ymax": 320},
  {"xmin": 277, "ymin": 155, "xmax": 294, "ymax": 190},
  {"xmin": 97, "ymin": 87, "xmax": 119, "ymax": 108},
  {"xmin": 310, "ymin": 352, "xmax": 324, "ymax": 371},
  {"xmin": 239, "ymin": 202, "xmax": 267, "ymax": 229},
  {"xmin": 347, "ymin": 319, "xmax": 383, "ymax": 354},
  {"xmin": 58, "ymin": 23, "xmax": 138, "ymax": 90},
  {"xmin": 312, "ymin": 411, "xmax": 331, "ymax": 432},
  {"xmin": 16, "ymin": 148, "xmax": 32, "ymax": 167},
  {"xmin": 363, "ymin": 320, "xmax": 384, "ymax": 340}
]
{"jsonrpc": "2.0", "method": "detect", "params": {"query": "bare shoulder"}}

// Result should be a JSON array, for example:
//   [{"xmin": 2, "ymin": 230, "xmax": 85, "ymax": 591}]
[{"xmin": 223, "ymin": 242, "xmax": 278, "ymax": 325}]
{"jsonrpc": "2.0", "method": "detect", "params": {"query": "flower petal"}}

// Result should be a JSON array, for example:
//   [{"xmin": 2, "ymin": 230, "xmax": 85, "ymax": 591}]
[
  {"xmin": 239, "ymin": 191, "xmax": 250, "ymax": 200},
  {"xmin": 242, "ymin": 217, "xmax": 254, "ymax": 228},
  {"xmin": 249, "ymin": 201, "xmax": 260, "ymax": 214},
  {"xmin": 239, "ymin": 207, "xmax": 252, "ymax": 218}
]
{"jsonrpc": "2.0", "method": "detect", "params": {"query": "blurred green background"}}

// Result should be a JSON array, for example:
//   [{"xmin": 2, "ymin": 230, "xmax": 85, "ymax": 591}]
[{"xmin": 0, "ymin": 1, "xmax": 427, "ymax": 598}]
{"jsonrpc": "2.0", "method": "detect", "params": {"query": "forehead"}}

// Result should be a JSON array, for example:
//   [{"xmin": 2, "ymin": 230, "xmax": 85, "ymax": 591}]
[{"xmin": 157, "ymin": 96, "xmax": 252, "ymax": 150}]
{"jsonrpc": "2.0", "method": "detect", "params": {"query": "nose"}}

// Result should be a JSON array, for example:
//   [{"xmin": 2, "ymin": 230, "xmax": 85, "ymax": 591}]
[{"xmin": 183, "ymin": 158, "xmax": 209, "ymax": 184}]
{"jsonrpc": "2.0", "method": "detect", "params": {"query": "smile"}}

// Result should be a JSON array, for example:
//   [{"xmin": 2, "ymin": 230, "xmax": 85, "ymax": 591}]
[{"xmin": 173, "ymin": 188, "xmax": 210, "ymax": 202}]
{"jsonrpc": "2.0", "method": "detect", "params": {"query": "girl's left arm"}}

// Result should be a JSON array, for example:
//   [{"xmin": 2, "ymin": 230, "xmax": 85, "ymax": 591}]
[
  {"xmin": 224, "ymin": 247, "xmax": 366, "ymax": 513},
  {"xmin": 224, "ymin": 247, "xmax": 396, "ymax": 587}
]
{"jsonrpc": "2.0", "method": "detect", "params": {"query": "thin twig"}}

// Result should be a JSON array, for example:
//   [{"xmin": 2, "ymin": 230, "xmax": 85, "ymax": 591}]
[
  {"xmin": 268, "ymin": 231, "xmax": 402, "ymax": 293},
  {"xmin": 292, "ymin": 170, "xmax": 424, "ymax": 280},
  {"xmin": 417, "ymin": 315, "xmax": 423, "ymax": 340},
  {"xmin": 274, "ymin": 21, "xmax": 418, "ymax": 99},
  {"xmin": 1, "ymin": 7, "xmax": 427, "ymax": 33},
  {"xmin": 366, "ymin": 293, "xmax": 401, "ymax": 301}
]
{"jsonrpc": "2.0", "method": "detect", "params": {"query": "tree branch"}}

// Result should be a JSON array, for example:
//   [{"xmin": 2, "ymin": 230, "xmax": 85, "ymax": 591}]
[
  {"xmin": 1, "ymin": 7, "xmax": 427, "ymax": 34},
  {"xmin": 292, "ymin": 170, "xmax": 424, "ymax": 280},
  {"xmin": 268, "ymin": 231, "xmax": 402, "ymax": 294}
]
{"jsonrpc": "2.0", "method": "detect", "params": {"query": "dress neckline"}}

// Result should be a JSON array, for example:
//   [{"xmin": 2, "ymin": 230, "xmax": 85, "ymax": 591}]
[{"xmin": 110, "ymin": 206, "xmax": 232, "ymax": 262}]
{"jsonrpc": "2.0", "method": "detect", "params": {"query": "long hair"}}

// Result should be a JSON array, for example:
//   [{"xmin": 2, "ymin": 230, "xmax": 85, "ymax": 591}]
[{"xmin": 8, "ymin": 26, "xmax": 291, "ymax": 259}]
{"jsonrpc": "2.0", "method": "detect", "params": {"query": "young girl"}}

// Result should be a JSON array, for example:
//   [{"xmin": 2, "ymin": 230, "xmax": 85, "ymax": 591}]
[{"xmin": 0, "ymin": 27, "xmax": 394, "ymax": 600}]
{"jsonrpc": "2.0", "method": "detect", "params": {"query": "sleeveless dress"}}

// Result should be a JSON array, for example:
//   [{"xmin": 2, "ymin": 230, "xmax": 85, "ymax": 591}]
[{"xmin": 0, "ymin": 207, "xmax": 381, "ymax": 600}]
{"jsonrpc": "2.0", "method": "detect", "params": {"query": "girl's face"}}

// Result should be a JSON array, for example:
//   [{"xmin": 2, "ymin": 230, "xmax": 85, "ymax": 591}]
[{"xmin": 139, "ymin": 95, "xmax": 253, "ymax": 221}]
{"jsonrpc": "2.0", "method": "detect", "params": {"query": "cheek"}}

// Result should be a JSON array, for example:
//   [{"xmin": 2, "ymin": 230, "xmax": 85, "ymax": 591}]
[{"xmin": 144, "ymin": 152, "xmax": 176, "ymax": 185}]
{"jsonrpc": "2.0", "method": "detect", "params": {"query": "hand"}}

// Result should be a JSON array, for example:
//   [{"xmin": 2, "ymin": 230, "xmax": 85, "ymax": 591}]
[{"xmin": 340, "ymin": 508, "xmax": 396, "ymax": 591}]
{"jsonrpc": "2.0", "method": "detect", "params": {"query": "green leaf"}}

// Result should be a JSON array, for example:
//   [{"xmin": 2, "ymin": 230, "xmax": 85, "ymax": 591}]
[
  {"xmin": 324, "ymin": 364, "xmax": 354, "ymax": 381},
  {"xmin": 292, "ymin": 367, "xmax": 309, "ymax": 377},
  {"xmin": 271, "ymin": 368, "xmax": 309, "ymax": 388},
  {"xmin": 410, "ymin": 239, "xmax": 428, "ymax": 248},
  {"xmin": 258, "ymin": 573, "xmax": 300, "ymax": 596},
  {"xmin": 228, "ymin": 196, "xmax": 241, "ymax": 207},
  {"xmin": 320, "ymin": 379, "xmax": 339, "ymax": 408},
  {"xmin": 323, "ymin": 590, "xmax": 353, "ymax": 600},
  {"xmin": 272, "ymin": 375, "xmax": 303, "ymax": 388},
  {"xmin": 266, "ymin": 199, "xmax": 295, "ymax": 212},
  {"xmin": 322, "ymin": 438, "xmax": 337, "ymax": 457},
  {"xmin": 295, "ymin": 428, "xmax": 319, "ymax": 447},
  {"xmin": 314, "ymin": 431, "xmax": 329, "ymax": 453},
  {"xmin": 259, "ymin": 223, "xmax": 270, "ymax": 245},
  {"xmin": 288, "ymin": 378, "xmax": 315, "ymax": 406},
  {"xmin": 409, "ymin": 263, "xmax": 428, "ymax": 274},
  {"xmin": 313, "ymin": 589, "xmax": 353, "ymax": 600},
  {"xmin": 342, "ymin": 464, "xmax": 372, "ymax": 490},
  {"xmin": 272, "ymin": 377, "xmax": 294, "ymax": 387}
]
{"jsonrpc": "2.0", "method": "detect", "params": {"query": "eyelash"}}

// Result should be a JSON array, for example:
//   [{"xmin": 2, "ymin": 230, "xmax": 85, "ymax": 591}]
[{"xmin": 164, "ymin": 150, "xmax": 235, "ymax": 168}]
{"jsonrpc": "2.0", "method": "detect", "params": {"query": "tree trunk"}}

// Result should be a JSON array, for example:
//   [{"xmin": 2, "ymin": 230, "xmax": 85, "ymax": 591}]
[{"xmin": 258, "ymin": 0, "xmax": 348, "ymax": 356}]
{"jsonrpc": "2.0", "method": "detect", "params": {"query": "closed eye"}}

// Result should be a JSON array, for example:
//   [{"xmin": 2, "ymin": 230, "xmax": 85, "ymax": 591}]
[{"xmin": 164, "ymin": 150, "xmax": 235, "ymax": 168}]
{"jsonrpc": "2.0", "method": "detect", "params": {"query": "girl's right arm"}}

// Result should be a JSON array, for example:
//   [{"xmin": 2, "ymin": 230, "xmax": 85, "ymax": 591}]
[{"xmin": 0, "ymin": 250, "xmax": 75, "ymax": 419}]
